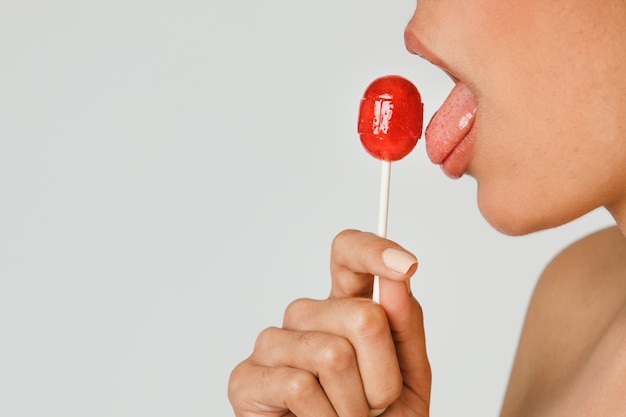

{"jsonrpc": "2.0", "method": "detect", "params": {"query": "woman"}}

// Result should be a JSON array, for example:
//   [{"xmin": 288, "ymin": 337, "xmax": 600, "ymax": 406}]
[{"xmin": 229, "ymin": 0, "xmax": 626, "ymax": 415}]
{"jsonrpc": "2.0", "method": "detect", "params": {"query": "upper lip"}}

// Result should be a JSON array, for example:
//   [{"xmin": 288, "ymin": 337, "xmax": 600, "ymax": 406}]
[
  {"xmin": 405, "ymin": 28, "xmax": 477, "ymax": 178},
  {"xmin": 403, "ymin": 28, "xmax": 459, "ymax": 83}
]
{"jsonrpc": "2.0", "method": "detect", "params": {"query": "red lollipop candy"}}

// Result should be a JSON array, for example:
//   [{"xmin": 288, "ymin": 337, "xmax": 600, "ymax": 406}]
[
  {"xmin": 357, "ymin": 75, "xmax": 423, "ymax": 303},
  {"xmin": 358, "ymin": 75, "xmax": 424, "ymax": 161}
]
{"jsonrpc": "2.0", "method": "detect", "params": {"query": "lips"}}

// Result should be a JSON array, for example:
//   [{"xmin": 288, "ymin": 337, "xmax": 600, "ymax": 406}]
[{"xmin": 425, "ymin": 82, "xmax": 477, "ymax": 178}]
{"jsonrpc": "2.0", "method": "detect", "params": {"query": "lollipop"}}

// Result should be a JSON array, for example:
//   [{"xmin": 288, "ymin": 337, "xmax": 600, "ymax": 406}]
[{"xmin": 358, "ymin": 75, "xmax": 423, "ymax": 302}]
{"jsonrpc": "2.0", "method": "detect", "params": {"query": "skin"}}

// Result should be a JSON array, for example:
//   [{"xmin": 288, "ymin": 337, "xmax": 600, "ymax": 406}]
[
  {"xmin": 405, "ymin": 0, "xmax": 626, "ymax": 235},
  {"xmin": 229, "ymin": 0, "xmax": 626, "ymax": 415},
  {"xmin": 229, "ymin": 231, "xmax": 430, "ymax": 417}
]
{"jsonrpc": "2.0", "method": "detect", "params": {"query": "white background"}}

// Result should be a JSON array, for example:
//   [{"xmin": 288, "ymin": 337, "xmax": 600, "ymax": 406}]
[{"xmin": 0, "ymin": 1, "xmax": 614, "ymax": 416}]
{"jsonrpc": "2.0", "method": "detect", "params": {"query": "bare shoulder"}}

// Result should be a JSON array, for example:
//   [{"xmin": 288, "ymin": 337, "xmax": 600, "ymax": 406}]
[
  {"xmin": 542, "ymin": 225, "xmax": 626, "ymax": 282},
  {"xmin": 501, "ymin": 225, "xmax": 626, "ymax": 417}
]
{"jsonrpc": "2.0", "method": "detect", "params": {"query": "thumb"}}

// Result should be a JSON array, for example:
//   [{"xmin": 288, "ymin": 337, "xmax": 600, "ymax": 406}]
[{"xmin": 379, "ymin": 276, "xmax": 432, "ymax": 411}]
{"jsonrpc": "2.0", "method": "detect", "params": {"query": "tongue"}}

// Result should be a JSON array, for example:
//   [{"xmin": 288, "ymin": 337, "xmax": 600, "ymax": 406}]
[{"xmin": 425, "ymin": 82, "xmax": 477, "ymax": 164}]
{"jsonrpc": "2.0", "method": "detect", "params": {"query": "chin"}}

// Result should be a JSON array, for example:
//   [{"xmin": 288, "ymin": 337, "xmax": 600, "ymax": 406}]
[
  {"xmin": 476, "ymin": 183, "xmax": 582, "ymax": 236},
  {"xmin": 479, "ymin": 206, "xmax": 550, "ymax": 236},
  {"xmin": 481, "ymin": 211, "xmax": 551, "ymax": 236}
]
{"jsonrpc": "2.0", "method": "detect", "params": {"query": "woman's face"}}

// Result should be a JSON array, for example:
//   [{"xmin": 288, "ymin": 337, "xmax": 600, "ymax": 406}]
[{"xmin": 405, "ymin": 0, "xmax": 626, "ymax": 235}]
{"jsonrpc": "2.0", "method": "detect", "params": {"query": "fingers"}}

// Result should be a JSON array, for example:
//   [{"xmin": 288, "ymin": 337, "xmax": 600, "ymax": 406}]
[
  {"xmin": 283, "ymin": 298, "xmax": 402, "ymax": 411},
  {"xmin": 379, "ymin": 279, "xmax": 432, "ymax": 410},
  {"xmin": 229, "ymin": 360, "xmax": 337, "ymax": 417},
  {"xmin": 229, "ymin": 230, "xmax": 430, "ymax": 417},
  {"xmin": 330, "ymin": 229, "xmax": 418, "ymax": 299},
  {"xmin": 258, "ymin": 327, "xmax": 368, "ymax": 417},
  {"xmin": 325, "ymin": 229, "xmax": 428, "ymax": 410},
  {"xmin": 329, "ymin": 229, "xmax": 431, "ymax": 412},
  {"xmin": 229, "ymin": 326, "xmax": 369, "ymax": 417}
]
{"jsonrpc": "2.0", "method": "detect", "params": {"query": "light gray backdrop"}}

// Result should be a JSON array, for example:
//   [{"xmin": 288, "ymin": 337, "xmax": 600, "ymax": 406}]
[{"xmin": 0, "ymin": 1, "xmax": 613, "ymax": 416}]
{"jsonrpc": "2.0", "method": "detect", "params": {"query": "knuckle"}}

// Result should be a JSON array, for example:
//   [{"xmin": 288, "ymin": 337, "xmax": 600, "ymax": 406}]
[
  {"xmin": 316, "ymin": 337, "xmax": 355, "ymax": 372},
  {"xmin": 284, "ymin": 297, "xmax": 305, "ymax": 317},
  {"xmin": 372, "ymin": 380, "xmax": 403, "ymax": 410},
  {"xmin": 331, "ymin": 229, "xmax": 359, "ymax": 256},
  {"xmin": 331, "ymin": 229, "xmax": 389, "ymax": 274},
  {"xmin": 253, "ymin": 326, "xmax": 281, "ymax": 353},
  {"xmin": 284, "ymin": 370, "xmax": 319, "ymax": 403},
  {"xmin": 369, "ymin": 408, "xmax": 387, "ymax": 417},
  {"xmin": 283, "ymin": 298, "xmax": 312, "ymax": 328},
  {"xmin": 227, "ymin": 360, "xmax": 251, "ymax": 404},
  {"xmin": 350, "ymin": 302, "xmax": 388, "ymax": 339}
]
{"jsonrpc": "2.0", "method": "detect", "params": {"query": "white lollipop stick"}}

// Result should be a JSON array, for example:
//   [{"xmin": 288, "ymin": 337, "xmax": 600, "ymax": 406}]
[{"xmin": 373, "ymin": 160, "xmax": 391, "ymax": 303}]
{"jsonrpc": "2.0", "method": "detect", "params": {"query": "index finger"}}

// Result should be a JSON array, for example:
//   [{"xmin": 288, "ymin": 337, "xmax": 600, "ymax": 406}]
[{"xmin": 330, "ymin": 229, "xmax": 418, "ymax": 299}]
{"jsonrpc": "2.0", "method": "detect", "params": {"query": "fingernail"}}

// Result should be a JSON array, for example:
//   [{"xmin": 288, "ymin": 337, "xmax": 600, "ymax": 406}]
[{"xmin": 382, "ymin": 248, "xmax": 417, "ymax": 275}]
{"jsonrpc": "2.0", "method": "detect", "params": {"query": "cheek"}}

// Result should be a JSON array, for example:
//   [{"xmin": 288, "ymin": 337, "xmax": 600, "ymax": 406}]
[{"xmin": 422, "ymin": 0, "xmax": 622, "ymax": 235}]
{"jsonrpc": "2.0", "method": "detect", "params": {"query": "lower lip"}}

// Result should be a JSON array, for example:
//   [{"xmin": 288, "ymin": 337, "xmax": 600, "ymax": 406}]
[{"xmin": 440, "ymin": 128, "xmax": 477, "ymax": 179}]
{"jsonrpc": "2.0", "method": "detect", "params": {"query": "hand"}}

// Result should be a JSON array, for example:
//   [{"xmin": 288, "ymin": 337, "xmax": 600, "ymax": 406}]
[{"xmin": 228, "ymin": 230, "xmax": 431, "ymax": 417}]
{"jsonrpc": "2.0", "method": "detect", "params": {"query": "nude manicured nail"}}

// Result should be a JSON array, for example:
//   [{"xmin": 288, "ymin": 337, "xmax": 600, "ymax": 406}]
[{"xmin": 382, "ymin": 248, "xmax": 417, "ymax": 274}]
